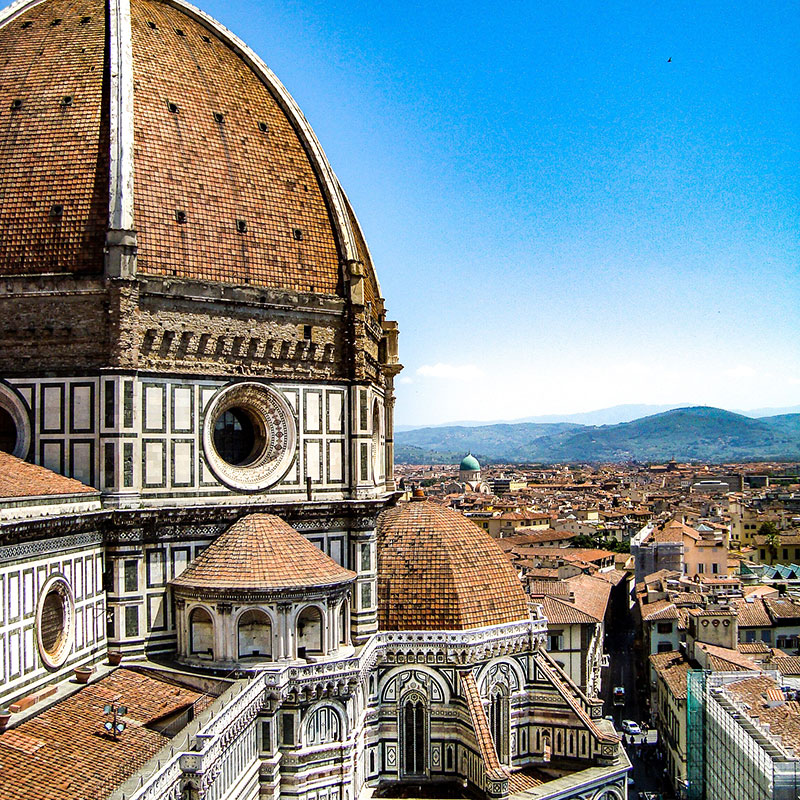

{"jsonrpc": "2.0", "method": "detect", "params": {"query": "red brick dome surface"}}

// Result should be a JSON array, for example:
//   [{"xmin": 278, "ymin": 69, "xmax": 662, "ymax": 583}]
[
  {"xmin": 377, "ymin": 499, "xmax": 530, "ymax": 631},
  {"xmin": 171, "ymin": 513, "xmax": 355, "ymax": 592},
  {"xmin": 0, "ymin": 0, "xmax": 381, "ymax": 304}
]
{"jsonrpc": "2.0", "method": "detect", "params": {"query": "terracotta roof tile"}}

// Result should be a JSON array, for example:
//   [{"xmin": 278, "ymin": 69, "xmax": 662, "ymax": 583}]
[
  {"xmin": 642, "ymin": 600, "xmax": 679, "ymax": 622},
  {"xmin": 377, "ymin": 500, "xmax": 529, "ymax": 631},
  {"xmin": 724, "ymin": 675, "xmax": 800, "ymax": 755},
  {"xmin": 0, "ymin": 451, "xmax": 98, "ymax": 498},
  {"xmin": 649, "ymin": 650, "xmax": 691, "ymax": 700},
  {"xmin": 695, "ymin": 642, "xmax": 759, "ymax": 671},
  {"xmin": 171, "ymin": 514, "xmax": 355, "ymax": 591},
  {"xmin": 541, "ymin": 596, "xmax": 597, "ymax": 625},
  {"xmin": 130, "ymin": 0, "xmax": 342, "ymax": 293},
  {"xmin": 563, "ymin": 574, "xmax": 612, "ymax": 622},
  {"xmin": 461, "ymin": 671, "xmax": 504, "ymax": 778},
  {"xmin": 732, "ymin": 597, "xmax": 772, "ymax": 628},
  {"xmin": 0, "ymin": 0, "xmax": 107, "ymax": 276},
  {"xmin": 0, "ymin": 668, "xmax": 216, "ymax": 800}
]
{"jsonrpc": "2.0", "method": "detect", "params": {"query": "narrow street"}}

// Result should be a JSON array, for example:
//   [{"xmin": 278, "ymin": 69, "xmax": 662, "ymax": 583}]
[{"xmin": 602, "ymin": 596, "xmax": 671, "ymax": 799}]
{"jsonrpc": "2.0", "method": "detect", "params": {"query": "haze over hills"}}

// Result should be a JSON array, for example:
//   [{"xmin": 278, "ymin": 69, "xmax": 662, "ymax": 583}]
[
  {"xmin": 395, "ymin": 403, "xmax": 800, "ymax": 432},
  {"xmin": 394, "ymin": 406, "xmax": 800, "ymax": 465}
]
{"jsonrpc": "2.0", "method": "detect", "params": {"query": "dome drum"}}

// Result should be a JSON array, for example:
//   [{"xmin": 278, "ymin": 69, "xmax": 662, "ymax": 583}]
[
  {"xmin": 169, "ymin": 514, "xmax": 357, "ymax": 667},
  {"xmin": 173, "ymin": 588, "xmax": 353, "ymax": 668}
]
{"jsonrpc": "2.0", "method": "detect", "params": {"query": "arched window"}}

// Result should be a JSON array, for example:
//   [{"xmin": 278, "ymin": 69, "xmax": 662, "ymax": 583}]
[
  {"xmin": 339, "ymin": 600, "xmax": 349, "ymax": 645},
  {"xmin": 189, "ymin": 607, "xmax": 214, "ymax": 658},
  {"xmin": 304, "ymin": 706, "xmax": 342, "ymax": 746},
  {"xmin": 296, "ymin": 606, "xmax": 323, "ymax": 657},
  {"xmin": 237, "ymin": 609, "xmax": 272, "ymax": 660},
  {"xmin": 489, "ymin": 687, "xmax": 510, "ymax": 764},
  {"xmin": 371, "ymin": 401, "xmax": 382, "ymax": 485},
  {"xmin": 401, "ymin": 692, "xmax": 427, "ymax": 777}
]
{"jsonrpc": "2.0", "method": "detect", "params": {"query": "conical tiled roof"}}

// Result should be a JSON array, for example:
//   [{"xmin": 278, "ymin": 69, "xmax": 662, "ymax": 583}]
[
  {"xmin": 171, "ymin": 514, "xmax": 355, "ymax": 592},
  {"xmin": 377, "ymin": 499, "xmax": 530, "ymax": 631}
]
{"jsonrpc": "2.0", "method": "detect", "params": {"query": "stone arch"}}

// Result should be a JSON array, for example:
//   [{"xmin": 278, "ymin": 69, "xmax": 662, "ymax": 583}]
[
  {"xmin": 303, "ymin": 700, "xmax": 347, "ymax": 746},
  {"xmin": 236, "ymin": 607, "xmax": 273, "ymax": 660},
  {"xmin": 476, "ymin": 657, "xmax": 524, "ymax": 696},
  {"xmin": 592, "ymin": 789, "xmax": 624, "ymax": 800},
  {"xmin": 188, "ymin": 605, "xmax": 215, "ymax": 658},
  {"xmin": 378, "ymin": 665, "xmax": 451, "ymax": 705},
  {"xmin": 295, "ymin": 604, "xmax": 324, "ymax": 657}
]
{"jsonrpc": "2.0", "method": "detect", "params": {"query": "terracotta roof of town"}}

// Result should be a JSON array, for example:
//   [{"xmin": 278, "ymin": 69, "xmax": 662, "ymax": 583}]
[
  {"xmin": 495, "ymin": 531, "xmax": 575, "ymax": 550},
  {"xmin": 377, "ymin": 499, "xmax": 530, "ymax": 631},
  {"xmin": 0, "ymin": 451, "xmax": 98, "ymax": 499},
  {"xmin": 695, "ymin": 642, "xmax": 759, "ymax": 671},
  {"xmin": 563, "ymin": 574, "xmax": 612, "ymax": 622},
  {"xmin": 764, "ymin": 597, "xmax": 800, "ymax": 620},
  {"xmin": 773, "ymin": 657, "xmax": 800, "ymax": 676},
  {"xmin": 511, "ymin": 547, "xmax": 615, "ymax": 563},
  {"xmin": 737, "ymin": 642, "xmax": 772, "ymax": 654},
  {"xmin": 541, "ymin": 595, "xmax": 597, "ymax": 625},
  {"xmin": 527, "ymin": 580, "xmax": 570, "ymax": 597},
  {"xmin": 676, "ymin": 608, "xmax": 692, "ymax": 631},
  {"xmin": 0, "ymin": 667, "xmax": 217, "ymax": 800},
  {"xmin": 744, "ymin": 585, "xmax": 779, "ymax": 599},
  {"xmin": 649, "ymin": 651, "xmax": 691, "ymax": 700},
  {"xmin": 171, "ymin": 514, "xmax": 355, "ymax": 592},
  {"xmin": 596, "ymin": 569, "xmax": 626, "ymax": 586},
  {"xmin": 643, "ymin": 569, "xmax": 681, "ymax": 585},
  {"xmin": 724, "ymin": 675, "xmax": 800, "ymax": 755},
  {"xmin": 642, "ymin": 599, "xmax": 679, "ymax": 622},
  {"xmin": 673, "ymin": 591, "xmax": 704, "ymax": 605},
  {"xmin": 732, "ymin": 597, "xmax": 772, "ymax": 628}
]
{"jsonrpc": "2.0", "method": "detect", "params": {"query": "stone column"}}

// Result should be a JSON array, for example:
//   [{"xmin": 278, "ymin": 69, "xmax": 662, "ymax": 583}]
[{"xmin": 217, "ymin": 602, "xmax": 233, "ymax": 662}]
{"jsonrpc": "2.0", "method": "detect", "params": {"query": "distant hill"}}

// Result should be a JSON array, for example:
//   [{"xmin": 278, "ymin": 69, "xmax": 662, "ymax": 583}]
[
  {"xmin": 394, "ymin": 407, "xmax": 800, "ymax": 464},
  {"xmin": 395, "ymin": 403, "xmax": 800, "ymax": 432}
]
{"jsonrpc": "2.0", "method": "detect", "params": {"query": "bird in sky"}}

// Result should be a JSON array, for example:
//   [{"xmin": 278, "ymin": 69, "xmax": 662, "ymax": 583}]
[{"xmin": 667, "ymin": 57, "xmax": 672, "ymax": 62}]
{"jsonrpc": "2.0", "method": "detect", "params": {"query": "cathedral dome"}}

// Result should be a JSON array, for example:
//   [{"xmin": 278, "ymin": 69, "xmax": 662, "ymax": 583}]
[
  {"xmin": 0, "ymin": 0, "xmax": 381, "ymax": 307},
  {"xmin": 376, "ymin": 498, "xmax": 530, "ymax": 631},
  {"xmin": 460, "ymin": 454, "xmax": 480, "ymax": 472},
  {"xmin": 171, "ymin": 513, "xmax": 355, "ymax": 592}
]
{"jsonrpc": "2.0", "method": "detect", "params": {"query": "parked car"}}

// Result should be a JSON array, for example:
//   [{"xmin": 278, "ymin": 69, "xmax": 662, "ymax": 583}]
[{"xmin": 621, "ymin": 719, "xmax": 641, "ymax": 735}]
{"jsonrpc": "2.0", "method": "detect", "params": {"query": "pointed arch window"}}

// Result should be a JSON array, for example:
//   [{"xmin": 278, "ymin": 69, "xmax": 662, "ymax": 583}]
[
  {"xmin": 401, "ymin": 692, "xmax": 427, "ymax": 776},
  {"xmin": 489, "ymin": 686, "xmax": 510, "ymax": 764}
]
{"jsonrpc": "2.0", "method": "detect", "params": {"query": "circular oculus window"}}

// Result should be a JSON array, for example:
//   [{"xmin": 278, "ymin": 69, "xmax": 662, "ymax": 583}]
[
  {"xmin": 36, "ymin": 575, "xmax": 75, "ymax": 670},
  {"xmin": 202, "ymin": 382, "xmax": 296, "ymax": 492},
  {"xmin": 0, "ymin": 383, "xmax": 32, "ymax": 460}
]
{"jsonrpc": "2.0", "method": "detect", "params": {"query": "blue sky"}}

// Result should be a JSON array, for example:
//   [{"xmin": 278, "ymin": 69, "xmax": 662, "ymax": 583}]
[{"xmin": 203, "ymin": 0, "xmax": 799, "ymax": 425}]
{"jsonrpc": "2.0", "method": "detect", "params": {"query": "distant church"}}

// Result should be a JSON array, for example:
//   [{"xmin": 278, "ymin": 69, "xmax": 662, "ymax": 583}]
[
  {"xmin": 0, "ymin": 1, "xmax": 628, "ymax": 799},
  {"xmin": 444, "ymin": 454, "xmax": 491, "ymax": 494}
]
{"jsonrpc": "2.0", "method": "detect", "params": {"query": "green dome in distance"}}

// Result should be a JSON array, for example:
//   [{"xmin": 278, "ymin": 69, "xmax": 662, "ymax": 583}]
[{"xmin": 460, "ymin": 454, "xmax": 480, "ymax": 471}]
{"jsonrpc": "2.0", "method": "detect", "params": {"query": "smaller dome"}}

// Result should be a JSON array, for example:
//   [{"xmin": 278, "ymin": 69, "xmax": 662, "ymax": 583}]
[
  {"xmin": 377, "ymin": 499, "xmax": 529, "ymax": 631},
  {"xmin": 171, "ymin": 514, "xmax": 355, "ymax": 592},
  {"xmin": 460, "ymin": 454, "xmax": 480, "ymax": 472}
]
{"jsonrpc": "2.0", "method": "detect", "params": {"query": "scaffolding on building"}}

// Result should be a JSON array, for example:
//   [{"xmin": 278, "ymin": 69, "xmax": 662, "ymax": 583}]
[
  {"xmin": 687, "ymin": 669, "xmax": 800, "ymax": 800},
  {"xmin": 686, "ymin": 670, "xmax": 706, "ymax": 800}
]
